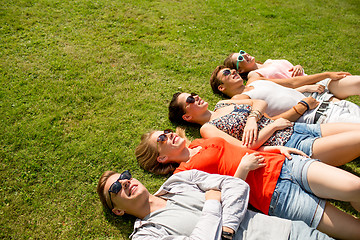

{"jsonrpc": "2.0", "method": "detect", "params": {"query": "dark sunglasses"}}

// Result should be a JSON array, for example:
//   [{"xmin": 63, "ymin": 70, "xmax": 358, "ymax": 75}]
[
  {"xmin": 222, "ymin": 69, "xmax": 231, "ymax": 76},
  {"xmin": 108, "ymin": 170, "xmax": 132, "ymax": 209},
  {"xmin": 157, "ymin": 129, "xmax": 174, "ymax": 143},
  {"xmin": 236, "ymin": 50, "xmax": 246, "ymax": 70},
  {"xmin": 185, "ymin": 93, "xmax": 198, "ymax": 104}
]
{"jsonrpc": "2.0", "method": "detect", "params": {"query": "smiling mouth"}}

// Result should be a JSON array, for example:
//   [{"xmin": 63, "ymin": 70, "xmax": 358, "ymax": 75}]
[{"xmin": 129, "ymin": 185, "xmax": 137, "ymax": 196}]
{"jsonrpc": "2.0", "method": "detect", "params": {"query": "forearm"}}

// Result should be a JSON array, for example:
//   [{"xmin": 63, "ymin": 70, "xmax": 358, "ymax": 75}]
[
  {"xmin": 234, "ymin": 164, "xmax": 250, "ymax": 180},
  {"xmin": 270, "ymin": 102, "xmax": 308, "ymax": 122},
  {"xmin": 250, "ymin": 99, "xmax": 267, "ymax": 116},
  {"xmin": 266, "ymin": 72, "xmax": 330, "ymax": 88},
  {"xmin": 258, "ymin": 146, "xmax": 281, "ymax": 153},
  {"xmin": 246, "ymin": 124, "xmax": 278, "ymax": 149},
  {"xmin": 295, "ymin": 86, "xmax": 309, "ymax": 93},
  {"xmin": 176, "ymin": 170, "xmax": 249, "ymax": 232}
]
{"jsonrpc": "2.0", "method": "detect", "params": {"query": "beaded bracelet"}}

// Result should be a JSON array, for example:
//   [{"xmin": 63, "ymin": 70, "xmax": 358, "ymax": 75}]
[{"xmin": 298, "ymin": 100, "xmax": 310, "ymax": 111}]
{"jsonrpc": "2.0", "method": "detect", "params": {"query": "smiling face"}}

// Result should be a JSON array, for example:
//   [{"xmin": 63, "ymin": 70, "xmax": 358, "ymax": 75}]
[
  {"xmin": 177, "ymin": 93, "xmax": 209, "ymax": 122},
  {"xmin": 231, "ymin": 52, "xmax": 256, "ymax": 73},
  {"xmin": 104, "ymin": 173, "xmax": 149, "ymax": 216},
  {"xmin": 216, "ymin": 68, "xmax": 245, "ymax": 96},
  {"xmin": 150, "ymin": 130, "xmax": 187, "ymax": 163}
]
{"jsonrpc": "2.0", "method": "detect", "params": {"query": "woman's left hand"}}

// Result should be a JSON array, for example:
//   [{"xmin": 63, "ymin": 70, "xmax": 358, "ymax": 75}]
[
  {"xmin": 277, "ymin": 146, "xmax": 308, "ymax": 159},
  {"xmin": 243, "ymin": 117, "xmax": 258, "ymax": 146},
  {"xmin": 290, "ymin": 65, "xmax": 304, "ymax": 77}
]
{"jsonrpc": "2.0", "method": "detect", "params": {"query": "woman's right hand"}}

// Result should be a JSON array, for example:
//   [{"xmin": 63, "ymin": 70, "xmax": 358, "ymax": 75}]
[
  {"xmin": 239, "ymin": 152, "xmax": 266, "ymax": 171},
  {"xmin": 302, "ymin": 97, "xmax": 319, "ymax": 110},
  {"xmin": 271, "ymin": 118, "xmax": 293, "ymax": 130},
  {"xmin": 290, "ymin": 65, "xmax": 304, "ymax": 77}
]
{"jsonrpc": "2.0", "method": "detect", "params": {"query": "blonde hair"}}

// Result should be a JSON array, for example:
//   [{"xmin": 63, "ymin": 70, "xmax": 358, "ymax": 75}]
[
  {"xmin": 97, "ymin": 170, "xmax": 117, "ymax": 212},
  {"xmin": 135, "ymin": 127, "xmax": 190, "ymax": 175}
]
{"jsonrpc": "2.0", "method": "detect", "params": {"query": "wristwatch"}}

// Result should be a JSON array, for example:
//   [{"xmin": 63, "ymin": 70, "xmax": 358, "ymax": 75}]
[{"xmin": 221, "ymin": 231, "xmax": 234, "ymax": 240}]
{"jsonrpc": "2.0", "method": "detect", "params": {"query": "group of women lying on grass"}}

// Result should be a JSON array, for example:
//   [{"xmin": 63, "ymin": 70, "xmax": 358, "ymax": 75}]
[{"xmin": 97, "ymin": 50, "xmax": 360, "ymax": 240}]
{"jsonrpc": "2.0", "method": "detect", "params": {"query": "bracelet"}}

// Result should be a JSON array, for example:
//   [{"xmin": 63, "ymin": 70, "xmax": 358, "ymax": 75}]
[
  {"xmin": 248, "ymin": 113, "xmax": 259, "ymax": 121},
  {"xmin": 298, "ymin": 100, "xmax": 309, "ymax": 111},
  {"xmin": 222, "ymin": 231, "xmax": 234, "ymax": 240},
  {"xmin": 292, "ymin": 106, "xmax": 303, "ymax": 115},
  {"xmin": 252, "ymin": 109, "xmax": 262, "ymax": 117},
  {"xmin": 249, "ymin": 110, "xmax": 262, "ymax": 121}
]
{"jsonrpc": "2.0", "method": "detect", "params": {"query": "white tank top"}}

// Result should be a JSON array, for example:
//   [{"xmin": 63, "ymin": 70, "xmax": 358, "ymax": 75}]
[{"xmin": 243, "ymin": 80, "xmax": 316, "ymax": 123}]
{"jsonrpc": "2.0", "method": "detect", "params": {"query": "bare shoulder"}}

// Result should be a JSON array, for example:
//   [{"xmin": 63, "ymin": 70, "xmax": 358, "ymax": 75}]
[
  {"xmin": 247, "ymin": 71, "xmax": 264, "ymax": 84},
  {"xmin": 231, "ymin": 94, "xmax": 251, "ymax": 100}
]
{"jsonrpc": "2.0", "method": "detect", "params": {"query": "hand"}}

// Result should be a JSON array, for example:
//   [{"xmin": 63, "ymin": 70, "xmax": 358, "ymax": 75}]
[
  {"xmin": 303, "ymin": 84, "xmax": 325, "ymax": 94},
  {"xmin": 290, "ymin": 65, "xmax": 304, "ymax": 77},
  {"xmin": 243, "ymin": 117, "xmax": 258, "ymax": 146},
  {"xmin": 327, "ymin": 72, "xmax": 352, "ymax": 81},
  {"xmin": 272, "ymin": 118, "xmax": 293, "ymax": 130},
  {"xmin": 275, "ymin": 146, "xmax": 309, "ymax": 159},
  {"xmin": 302, "ymin": 97, "xmax": 319, "ymax": 110},
  {"xmin": 239, "ymin": 152, "xmax": 266, "ymax": 171},
  {"xmin": 205, "ymin": 189, "xmax": 221, "ymax": 202}
]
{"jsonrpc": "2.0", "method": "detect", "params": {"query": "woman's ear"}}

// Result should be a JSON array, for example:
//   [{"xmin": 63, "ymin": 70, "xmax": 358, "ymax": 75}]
[
  {"xmin": 218, "ymin": 85, "xmax": 225, "ymax": 92},
  {"xmin": 157, "ymin": 155, "xmax": 169, "ymax": 163},
  {"xmin": 112, "ymin": 208, "xmax": 125, "ymax": 216}
]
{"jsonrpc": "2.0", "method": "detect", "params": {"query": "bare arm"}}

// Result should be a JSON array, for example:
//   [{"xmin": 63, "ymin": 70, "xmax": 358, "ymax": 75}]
[
  {"xmin": 232, "ymin": 94, "xmax": 319, "ymax": 122},
  {"xmin": 247, "ymin": 71, "xmax": 352, "ymax": 89},
  {"xmin": 200, "ymin": 118, "xmax": 292, "ymax": 150},
  {"xmin": 234, "ymin": 153, "xmax": 266, "ymax": 180}
]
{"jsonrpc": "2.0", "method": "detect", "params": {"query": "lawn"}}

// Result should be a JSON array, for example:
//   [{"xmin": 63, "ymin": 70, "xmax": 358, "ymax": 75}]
[{"xmin": 1, "ymin": 0, "xmax": 359, "ymax": 239}]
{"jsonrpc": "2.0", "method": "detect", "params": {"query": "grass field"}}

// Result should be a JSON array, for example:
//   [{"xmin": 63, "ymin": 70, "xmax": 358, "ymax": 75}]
[{"xmin": 1, "ymin": 0, "xmax": 359, "ymax": 239}]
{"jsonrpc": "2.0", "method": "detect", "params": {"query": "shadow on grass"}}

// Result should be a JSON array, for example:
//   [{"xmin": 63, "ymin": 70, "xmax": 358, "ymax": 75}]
[{"xmin": 102, "ymin": 206, "xmax": 136, "ymax": 237}]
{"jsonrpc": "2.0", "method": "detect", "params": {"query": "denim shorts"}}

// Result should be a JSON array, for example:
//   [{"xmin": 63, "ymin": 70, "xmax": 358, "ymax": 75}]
[
  {"xmin": 268, "ymin": 154, "xmax": 326, "ymax": 228},
  {"xmin": 284, "ymin": 123, "xmax": 322, "ymax": 157}
]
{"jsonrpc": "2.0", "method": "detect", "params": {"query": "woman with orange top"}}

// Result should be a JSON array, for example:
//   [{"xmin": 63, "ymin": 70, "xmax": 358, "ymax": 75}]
[{"xmin": 135, "ymin": 128, "xmax": 360, "ymax": 240}]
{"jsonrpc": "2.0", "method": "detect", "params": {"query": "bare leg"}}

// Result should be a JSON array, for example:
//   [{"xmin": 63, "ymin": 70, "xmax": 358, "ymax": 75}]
[
  {"xmin": 307, "ymin": 161, "xmax": 360, "ymax": 207},
  {"xmin": 307, "ymin": 161, "xmax": 360, "ymax": 239},
  {"xmin": 312, "ymin": 131, "xmax": 360, "ymax": 166},
  {"xmin": 317, "ymin": 203, "xmax": 360, "ymax": 240},
  {"xmin": 320, "ymin": 122, "xmax": 360, "ymax": 136},
  {"xmin": 328, "ymin": 76, "xmax": 360, "ymax": 99}
]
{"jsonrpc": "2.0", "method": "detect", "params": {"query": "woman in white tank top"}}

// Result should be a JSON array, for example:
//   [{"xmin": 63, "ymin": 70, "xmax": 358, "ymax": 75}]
[{"xmin": 223, "ymin": 50, "xmax": 360, "ymax": 100}]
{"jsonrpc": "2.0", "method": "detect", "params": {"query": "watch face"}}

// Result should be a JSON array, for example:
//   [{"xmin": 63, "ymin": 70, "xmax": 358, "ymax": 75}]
[{"xmin": 221, "ymin": 231, "xmax": 234, "ymax": 240}]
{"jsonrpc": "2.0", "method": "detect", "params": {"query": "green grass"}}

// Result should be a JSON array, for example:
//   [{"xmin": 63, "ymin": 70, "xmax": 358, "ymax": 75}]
[{"xmin": 1, "ymin": 0, "xmax": 359, "ymax": 239}]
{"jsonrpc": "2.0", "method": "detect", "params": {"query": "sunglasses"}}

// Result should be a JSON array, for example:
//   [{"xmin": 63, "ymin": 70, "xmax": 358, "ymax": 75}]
[
  {"xmin": 157, "ymin": 129, "xmax": 174, "ymax": 143},
  {"xmin": 108, "ymin": 170, "xmax": 132, "ymax": 209},
  {"xmin": 222, "ymin": 69, "xmax": 232, "ymax": 76},
  {"xmin": 185, "ymin": 93, "xmax": 198, "ymax": 104},
  {"xmin": 236, "ymin": 50, "xmax": 246, "ymax": 70}
]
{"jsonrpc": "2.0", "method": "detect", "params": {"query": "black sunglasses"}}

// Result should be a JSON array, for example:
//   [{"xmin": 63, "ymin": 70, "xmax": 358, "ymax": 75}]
[
  {"xmin": 157, "ymin": 129, "xmax": 174, "ymax": 143},
  {"xmin": 108, "ymin": 170, "xmax": 132, "ymax": 209},
  {"xmin": 186, "ymin": 93, "xmax": 198, "ymax": 104},
  {"xmin": 222, "ymin": 69, "xmax": 231, "ymax": 76}
]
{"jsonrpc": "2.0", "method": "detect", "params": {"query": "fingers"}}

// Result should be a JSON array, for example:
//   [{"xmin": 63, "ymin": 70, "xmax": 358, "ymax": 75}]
[
  {"xmin": 243, "ymin": 129, "xmax": 257, "ymax": 146},
  {"xmin": 283, "ymin": 151, "xmax": 292, "ymax": 159}
]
